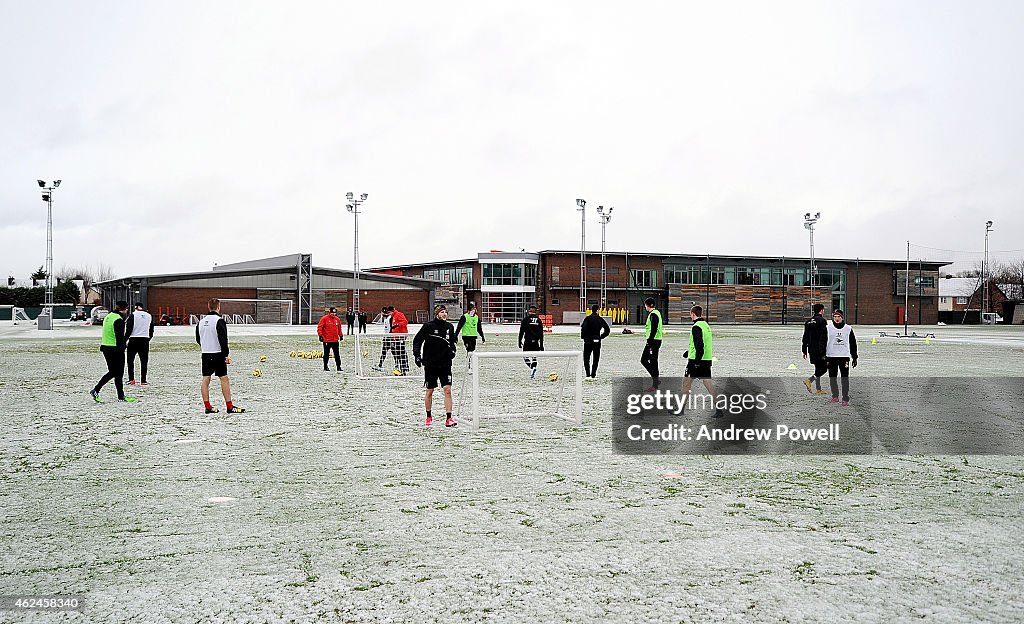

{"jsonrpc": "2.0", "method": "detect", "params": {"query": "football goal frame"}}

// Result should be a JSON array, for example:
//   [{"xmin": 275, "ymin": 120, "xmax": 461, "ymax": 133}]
[
  {"xmin": 352, "ymin": 332, "xmax": 418, "ymax": 380},
  {"xmin": 0, "ymin": 305, "xmax": 32, "ymax": 324},
  {"xmin": 465, "ymin": 350, "xmax": 583, "ymax": 431}
]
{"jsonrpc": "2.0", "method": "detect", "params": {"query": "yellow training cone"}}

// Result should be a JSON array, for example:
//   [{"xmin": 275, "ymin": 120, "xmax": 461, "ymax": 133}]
[
  {"xmin": 925, "ymin": 336, "xmax": 931, "ymax": 345},
  {"xmin": 871, "ymin": 337, "xmax": 877, "ymax": 345},
  {"xmin": 787, "ymin": 363, "xmax": 798, "ymax": 370}
]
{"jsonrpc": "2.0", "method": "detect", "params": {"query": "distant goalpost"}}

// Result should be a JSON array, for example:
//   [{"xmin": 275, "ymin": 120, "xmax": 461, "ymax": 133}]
[
  {"xmin": 0, "ymin": 306, "xmax": 32, "ymax": 324},
  {"xmin": 190, "ymin": 299, "xmax": 294, "ymax": 325},
  {"xmin": 463, "ymin": 350, "xmax": 583, "ymax": 431}
]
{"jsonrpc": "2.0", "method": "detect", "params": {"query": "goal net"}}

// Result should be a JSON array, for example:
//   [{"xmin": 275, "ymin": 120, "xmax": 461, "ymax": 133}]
[
  {"xmin": 353, "ymin": 332, "xmax": 416, "ymax": 379},
  {"xmin": 217, "ymin": 299, "xmax": 294, "ymax": 325},
  {"xmin": 0, "ymin": 306, "xmax": 32, "ymax": 324},
  {"xmin": 460, "ymin": 350, "xmax": 583, "ymax": 431}
]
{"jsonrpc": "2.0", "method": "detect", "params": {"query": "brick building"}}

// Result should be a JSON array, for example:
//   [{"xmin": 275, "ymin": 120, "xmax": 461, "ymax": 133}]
[
  {"xmin": 96, "ymin": 253, "xmax": 438, "ymax": 325},
  {"xmin": 371, "ymin": 251, "xmax": 951, "ymax": 325}
]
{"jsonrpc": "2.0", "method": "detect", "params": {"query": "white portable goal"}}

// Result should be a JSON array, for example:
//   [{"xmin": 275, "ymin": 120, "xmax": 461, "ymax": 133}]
[
  {"xmin": 215, "ymin": 299, "xmax": 294, "ymax": 325},
  {"xmin": 462, "ymin": 350, "xmax": 583, "ymax": 431},
  {"xmin": 0, "ymin": 306, "xmax": 32, "ymax": 324},
  {"xmin": 353, "ymin": 332, "xmax": 416, "ymax": 379}
]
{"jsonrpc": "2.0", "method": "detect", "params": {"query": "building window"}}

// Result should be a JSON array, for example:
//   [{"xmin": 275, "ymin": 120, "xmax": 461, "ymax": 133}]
[
  {"xmin": 956, "ymin": 296, "xmax": 968, "ymax": 304},
  {"xmin": 630, "ymin": 269, "xmax": 657, "ymax": 289},
  {"xmin": 422, "ymin": 267, "xmax": 473, "ymax": 286},
  {"xmin": 482, "ymin": 263, "xmax": 536, "ymax": 286},
  {"xmin": 551, "ymin": 298, "xmax": 560, "ymax": 306},
  {"xmin": 913, "ymin": 276, "xmax": 935, "ymax": 289}
]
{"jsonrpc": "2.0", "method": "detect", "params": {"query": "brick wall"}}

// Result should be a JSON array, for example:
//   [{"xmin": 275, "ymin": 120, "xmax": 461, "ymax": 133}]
[
  {"xmin": 149, "ymin": 287, "xmax": 258, "ymax": 320},
  {"xmin": 539, "ymin": 253, "xmax": 660, "ymax": 323},
  {"xmin": 846, "ymin": 264, "xmax": 938, "ymax": 325}
]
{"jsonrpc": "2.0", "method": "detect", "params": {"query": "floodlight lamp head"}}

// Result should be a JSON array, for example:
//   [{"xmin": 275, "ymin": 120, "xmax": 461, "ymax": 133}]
[
  {"xmin": 37, "ymin": 180, "xmax": 45, "ymax": 187},
  {"xmin": 804, "ymin": 212, "xmax": 811, "ymax": 219},
  {"xmin": 41, "ymin": 194, "xmax": 50, "ymax": 202},
  {"xmin": 54, "ymin": 180, "xmax": 61, "ymax": 187},
  {"xmin": 576, "ymin": 198, "xmax": 586, "ymax": 208},
  {"xmin": 346, "ymin": 204, "xmax": 354, "ymax": 212},
  {"xmin": 360, "ymin": 193, "xmax": 368, "ymax": 200},
  {"xmin": 346, "ymin": 192, "xmax": 354, "ymax": 200},
  {"xmin": 986, "ymin": 220, "xmax": 993, "ymax": 229}
]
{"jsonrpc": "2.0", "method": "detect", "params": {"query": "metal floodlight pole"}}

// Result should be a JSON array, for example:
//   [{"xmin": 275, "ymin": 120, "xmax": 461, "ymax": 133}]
[
  {"xmin": 576, "ymin": 198, "xmax": 587, "ymax": 313},
  {"xmin": 803, "ymin": 212, "xmax": 821, "ymax": 290},
  {"xmin": 346, "ymin": 192, "xmax": 368, "ymax": 316},
  {"xmin": 596, "ymin": 205, "xmax": 613, "ymax": 308},
  {"xmin": 37, "ymin": 179, "xmax": 61, "ymax": 323},
  {"xmin": 905, "ymin": 240, "xmax": 910, "ymax": 336},
  {"xmin": 983, "ymin": 220, "xmax": 993, "ymax": 318}
]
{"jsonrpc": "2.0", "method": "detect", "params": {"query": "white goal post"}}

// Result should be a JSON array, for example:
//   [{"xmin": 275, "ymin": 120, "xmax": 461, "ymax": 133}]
[
  {"xmin": 466, "ymin": 350, "xmax": 583, "ymax": 431},
  {"xmin": 352, "ymin": 332, "xmax": 417, "ymax": 379},
  {"xmin": 0, "ymin": 306, "xmax": 32, "ymax": 324},
  {"xmin": 214, "ymin": 299, "xmax": 294, "ymax": 325}
]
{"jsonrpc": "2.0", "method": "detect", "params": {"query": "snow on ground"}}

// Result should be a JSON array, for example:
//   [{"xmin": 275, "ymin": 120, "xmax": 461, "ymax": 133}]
[{"xmin": 1, "ymin": 321, "xmax": 1022, "ymax": 622}]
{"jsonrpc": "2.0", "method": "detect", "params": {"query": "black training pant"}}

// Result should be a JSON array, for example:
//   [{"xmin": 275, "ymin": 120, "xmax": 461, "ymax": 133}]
[
  {"xmin": 808, "ymin": 355, "xmax": 827, "ymax": 390},
  {"xmin": 641, "ymin": 339, "xmax": 661, "ymax": 387},
  {"xmin": 583, "ymin": 339, "xmax": 602, "ymax": 378},
  {"xmin": 323, "ymin": 341, "xmax": 341, "ymax": 370},
  {"xmin": 95, "ymin": 345, "xmax": 126, "ymax": 399},
  {"xmin": 827, "ymin": 357, "xmax": 851, "ymax": 401},
  {"xmin": 462, "ymin": 336, "xmax": 478, "ymax": 352},
  {"xmin": 347, "ymin": 320, "xmax": 355, "ymax": 334},
  {"xmin": 127, "ymin": 337, "xmax": 150, "ymax": 382}
]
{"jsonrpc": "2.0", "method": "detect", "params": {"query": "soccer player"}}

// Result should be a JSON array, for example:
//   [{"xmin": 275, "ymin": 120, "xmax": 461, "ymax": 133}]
[
  {"xmin": 454, "ymin": 301, "xmax": 485, "ymax": 369},
  {"xmin": 125, "ymin": 303, "xmax": 154, "ymax": 386},
  {"xmin": 196, "ymin": 298, "xmax": 245, "ymax": 414},
  {"xmin": 317, "ymin": 307, "xmax": 344, "ymax": 372},
  {"xmin": 90, "ymin": 300, "xmax": 137, "ymax": 403},
  {"xmin": 825, "ymin": 309, "xmax": 858, "ymax": 406},
  {"xmin": 375, "ymin": 306, "xmax": 394, "ymax": 371},
  {"xmin": 640, "ymin": 297, "xmax": 662, "ymax": 390},
  {"xmin": 413, "ymin": 304, "xmax": 458, "ymax": 427},
  {"xmin": 680, "ymin": 305, "xmax": 724, "ymax": 418},
  {"xmin": 580, "ymin": 303, "xmax": 610, "ymax": 380},
  {"xmin": 345, "ymin": 308, "xmax": 356, "ymax": 335},
  {"xmin": 519, "ymin": 304, "xmax": 545, "ymax": 379},
  {"xmin": 389, "ymin": 305, "xmax": 410, "ymax": 374},
  {"xmin": 801, "ymin": 303, "xmax": 829, "ymax": 395}
]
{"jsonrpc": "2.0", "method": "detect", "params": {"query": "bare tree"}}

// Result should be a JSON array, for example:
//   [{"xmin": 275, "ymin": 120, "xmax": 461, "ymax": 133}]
[
  {"xmin": 993, "ymin": 258, "xmax": 1024, "ymax": 300},
  {"xmin": 93, "ymin": 263, "xmax": 118, "ymax": 282}
]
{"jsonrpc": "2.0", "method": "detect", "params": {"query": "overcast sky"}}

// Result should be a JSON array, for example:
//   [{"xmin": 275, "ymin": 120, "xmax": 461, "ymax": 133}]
[{"xmin": 2, "ymin": 1, "xmax": 1022, "ymax": 280}]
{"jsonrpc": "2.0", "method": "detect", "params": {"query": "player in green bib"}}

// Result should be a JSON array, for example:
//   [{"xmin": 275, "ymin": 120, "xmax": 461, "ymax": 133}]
[
  {"xmin": 640, "ymin": 297, "xmax": 663, "ymax": 390},
  {"xmin": 90, "ymin": 300, "xmax": 137, "ymax": 403},
  {"xmin": 681, "ymin": 305, "xmax": 723, "ymax": 418},
  {"xmin": 455, "ymin": 301, "xmax": 486, "ymax": 369}
]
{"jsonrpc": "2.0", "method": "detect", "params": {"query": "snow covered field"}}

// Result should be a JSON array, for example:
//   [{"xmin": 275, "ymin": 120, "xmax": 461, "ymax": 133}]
[{"xmin": 1, "ymin": 321, "xmax": 1022, "ymax": 622}]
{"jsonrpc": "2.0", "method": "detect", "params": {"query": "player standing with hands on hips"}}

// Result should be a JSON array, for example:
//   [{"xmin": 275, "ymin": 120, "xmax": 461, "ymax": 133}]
[
  {"xmin": 413, "ymin": 305, "xmax": 458, "ymax": 427},
  {"xmin": 196, "ymin": 298, "xmax": 245, "ymax": 414}
]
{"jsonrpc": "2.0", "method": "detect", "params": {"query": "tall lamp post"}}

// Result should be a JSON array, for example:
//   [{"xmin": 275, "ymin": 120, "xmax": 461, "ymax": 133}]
[
  {"xmin": 576, "ymin": 198, "xmax": 587, "ymax": 313},
  {"xmin": 596, "ymin": 205, "xmax": 613, "ymax": 308},
  {"xmin": 983, "ymin": 220, "xmax": 993, "ymax": 318},
  {"xmin": 346, "ymin": 192, "xmax": 368, "ymax": 316},
  {"xmin": 803, "ymin": 212, "xmax": 821, "ymax": 291},
  {"xmin": 37, "ymin": 179, "xmax": 61, "ymax": 324}
]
